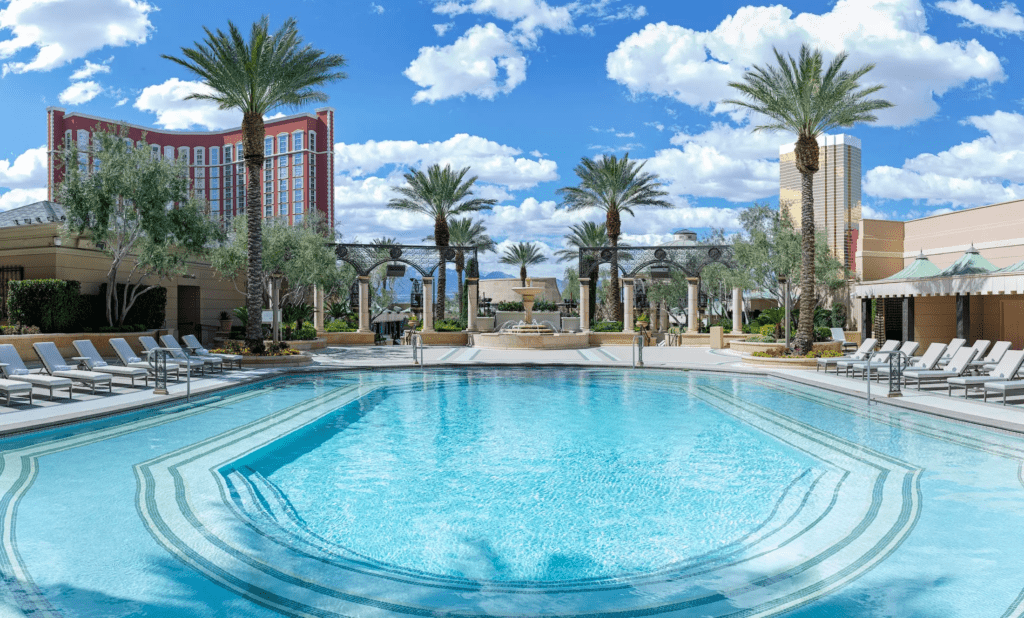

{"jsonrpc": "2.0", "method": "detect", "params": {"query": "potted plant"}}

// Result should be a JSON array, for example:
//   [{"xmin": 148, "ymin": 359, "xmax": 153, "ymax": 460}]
[
  {"xmin": 636, "ymin": 313, "xmax": 650, "ymax": 329},
  {"xmin": 219, "ymin": 311, "xmax": 233, "ymax": 333},
  {"xmin": 406, "ymin": 315, "xmax": 419, "ymax": 330}
]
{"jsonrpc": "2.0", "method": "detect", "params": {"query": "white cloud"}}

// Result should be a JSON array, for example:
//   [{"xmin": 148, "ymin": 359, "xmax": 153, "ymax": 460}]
[
  {"xmin": 864, "ymin": 110, "xmax": 1024, "ymax": 206},
  {"xmin": 69, "ymin": 59, "xmax": 110, "ymax": 80},
  {"xmin": 114, "ymin": 97, "xmax": 127, "ymax": 107},
  {"xmin": 0, "ymin": 146, "xmax": 46, "ymax": 189},
  {"xmin": 936, "ymin": 0, "xmax": 1024, "ymax": 33},
  {"xmin": 571, "ymin": 1, "xmax": 648, "ymax": 22},
  {"xmin": 58, "ymin": 80, "xmax": 102, "ymax": 104},
  {"xmin": 433, "ymin": 22, "xmax": 454, "ymax": 36},
  {"xmin": 0, "ymin": 188, "xmax": 46, "ymax": 211},
  {"xmin": 405, "ymin": 23, "xmax": 527, "ymax": 103},
  {"xmin": 644, "ymin": 121, "xmax": 664, "ymax": 131},
  {"xmin": 335, "ymin": 133, "xmax": 557, "ymax": 189},
  {"xmin": 670, "ymin": 121, "xmax": 793, "ymax": 160},
  {"xmin": 434, "ymin": 0, "xmax": 573, "ymax": 46},
  {"xmin": 0, "ymin": 0, "xmax": 154, "ymax": 75},
  {"xmin": 370, "ymin": 2, "xmax": 385, "ymax": 14},
  {"xmin": 134, "ymin": 78, "xmax": 241, "ymax": 130},
  {"xmin": 529, "ymin": 149, "xmax": 547, "ymax": 157},
  {"xmin": 615, "ymin": 131, "xmax": 635, "ymax": 138},
  {"xmin": 606, "ymin": 0, "xmax": 1005, "ymax": 127}
]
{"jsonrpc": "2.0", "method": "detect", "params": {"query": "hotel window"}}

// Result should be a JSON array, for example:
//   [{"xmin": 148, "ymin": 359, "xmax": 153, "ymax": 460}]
[
  {"xmin": 278, "ymin": 133, "xmax": 288, "ymax": 154},
  {"xmin": 76, "ymin": 130, "xmax": 89, "ymax": 149},
  {"xmin": 224, "ymin": 145, "xmax": 232, "ymax": 164},
  {"xmin": 150, "ymin": 144, "xmax": 160, "ymax": 160},
  {"xmin": 294, "ymin": 213, "xmax": 303, "ymax": 224},
  {"xmin": 211, "ymin": 200, "xmax": 220, "ymax": 213},
  {"xmin": 293, "ymin": 189, "xmax": 303, "ymax": 203},
  {"xmin": 164, "ymin": 146, "xmax": 175, "ymax": 160},
  {"xmin": 292, "ymin": 153, "xmax": 303, "ymax": 177},
  {"xmin": 264, "ymin": 167, "xmax": 273, "ymax": 183},
  {"xmin": 265, "ymin": 205, "xmax": 272, "ymax": 218},
  {"xmin": 264, "ymin": 137, "xmax": 273, "ymax": 156},
  {"xmin": 292, "ymin": 131, "xmax": 303, "ymax": 151},
  {"xmin": 211, "ymin": 178, "xmax": 220, "ymax": 190},
  {"xmin": 194, "ymin": 147, "xmax": 205, "ymax": 166},
  {"xmin": 279, "ymin": 192, "xmax": 287, "ymax": 206},
  {"xmin": 195, "ymin": 178, "xmax": 205, "ymax": 190},
  {"xmin": 124, "ymin": 137, "xmax": 133, "ymax": 150},
  {"xmin": 279, "ymin": 165, "xmax": 288, "ymax": 179},
  {"xmin": 264, "ymin": 192, "xmax": 273, "ymax": 205},
  {"xmin": 294, "ymin": 200, "xmax": 303, "ymax": 214},
  {"xmin": 65, "ymin": 130, "xmax": 73, "ymax": 146},
  {"xmin": 210, "ymin": 147, "xmax": 220, "ymax": 166},
  {"xmin": 277, "ymin": 179, "xmax": 286, "ymax": 192},
  {"xmin": 177, "ymin": 147, "xmax": 189, "ymax": 164},
  {"xmin": 195, "ymin": 167, "xmax": 205, "ymax": 178},
  {"xmin": 280, "ymin": 202, "xmax": 289, "ymax": 215},
  {"xmin": 308, "ymin": 131, "xmax": 316, "ymax": 150},
  {"xmin": 278, "ymin": 156, "xmax": 287, "ymax": 168},
  {"xmin": 293, "ymin": 177, "xmax": 303, "ymax": 190}
]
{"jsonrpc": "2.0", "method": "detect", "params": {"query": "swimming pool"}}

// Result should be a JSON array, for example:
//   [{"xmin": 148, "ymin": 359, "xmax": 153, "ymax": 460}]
[{"xmin": 2, "ymin": 368, "xmax": 1024, "ymax": 616}]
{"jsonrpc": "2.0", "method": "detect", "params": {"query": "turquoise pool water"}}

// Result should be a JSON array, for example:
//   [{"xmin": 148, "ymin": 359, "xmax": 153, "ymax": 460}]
[{"xmin": 1, "ymin": 368, "xmax": 1023, "ymax": 616}]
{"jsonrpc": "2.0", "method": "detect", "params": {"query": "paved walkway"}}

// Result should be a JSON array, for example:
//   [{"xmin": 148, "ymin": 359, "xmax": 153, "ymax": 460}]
[{"xmin": 1, "ymin": 345, "xmax": 1022, "ymax": 437}]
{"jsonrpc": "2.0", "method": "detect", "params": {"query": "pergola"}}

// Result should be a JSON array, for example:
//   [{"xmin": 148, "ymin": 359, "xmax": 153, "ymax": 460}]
[
  {"xmin": 577, "ymin": 245, "xmax": 743, "ymax": 333},
  {"xmin": 326, "ymin": 243, "xmax": 480, "ymax": 333}
]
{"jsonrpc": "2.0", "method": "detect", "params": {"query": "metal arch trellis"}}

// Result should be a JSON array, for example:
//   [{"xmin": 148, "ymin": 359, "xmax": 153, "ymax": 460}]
[
  {"xmin": 577, "ymin": 245, "xmax": 737, "ymax": 279},
  {"xmin": 330, "ymin": 243, "xmax": 479, "ymax": 278}
]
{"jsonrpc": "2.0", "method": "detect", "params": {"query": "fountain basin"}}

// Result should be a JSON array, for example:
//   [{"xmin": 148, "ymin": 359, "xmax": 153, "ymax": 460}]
[{"xmin": 473, "ymin": 332, "xmax": 590, "ymax": 349}]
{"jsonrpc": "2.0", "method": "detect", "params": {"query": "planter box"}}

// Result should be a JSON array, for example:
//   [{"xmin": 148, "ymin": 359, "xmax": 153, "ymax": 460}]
[
  {"xmin": 284, "ymin": 338, "xmax": 326, "ymax": 351},
  {"xmin": 561, "ymin": 317, "xmax": 581, "ymax": 332},
  {"xmin": 420, "ymin": 332, "xmax": 468, "ymax": 346},
  {"xmin": 476, "ymin": 317, "xmax": 495, "ymax": 332},
  {"xmin": 0, "ymin": 330, "xmax": 160, "ymax": 359},
  {"xmin": 729, "ymin": 340, "xmax": 842, "ymax": 355},
  {"xmin": 587, "ymin": 332, "xmax": 637, "ymax": 346},
  {"xmin": 322, "ymin": 332, "xmax": 374, "ymax": 346},
  {"xmin": 741, "ymin": 355, "xmax": 819, "ymax": 369}
]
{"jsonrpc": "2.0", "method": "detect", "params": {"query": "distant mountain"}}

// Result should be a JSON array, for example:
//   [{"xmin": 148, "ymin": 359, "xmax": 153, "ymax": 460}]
[{"xmin": 383, "ymin": 269, "xmax": 564, "ymax": 300}]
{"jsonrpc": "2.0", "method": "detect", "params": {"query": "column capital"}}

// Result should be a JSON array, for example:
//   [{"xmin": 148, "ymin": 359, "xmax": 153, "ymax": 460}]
[
  {"xmin": 357, "ymin": 275, "xmax": 370, "ymax": 281},
  {"xmin": 622, "ymin": 277, "xmax": 634, "ymax": 285},
  {"xmin": 466, "ymin": 277, "xmax": 479, "ymax": 284},
  {"xmin": 579, "ymin": 277, "xmax": 591, "ymax": 283},
  {"xmin": 686, "ymin": 277, "xmax": 699, "ymax": 285},
  {"xmin": 422, "ymin": 276, "xmax": 434, "ymax": 283}
]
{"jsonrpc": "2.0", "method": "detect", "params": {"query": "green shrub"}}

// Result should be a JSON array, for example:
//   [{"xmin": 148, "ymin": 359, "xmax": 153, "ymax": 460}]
[
  {"xmin": 533, "ymin": 300, "xmax": 558, "ymax": 312},
  {"xmin": 593, "ymin": 321, "xmax": 623, "ymax": 332},
  {"xmin": 814, "ymin": 326, "xmax": 832, "ymax": 342},
  {"xmin": 0, "ymin": 324, "xmax": 41, "ymax": 335},
  {"xmin": 293, "ymin": 323, "xmax": 317, "ymax": 340},
  {"xmin": 496, "ymin": 301, "xmax": 524, "ymax": 312},
  {"xmin": 8, "ymin": 279, "xmax": 81, "ymax": 333},
  {"xmin": 758, "ymin": 324, "xmax": 776, "ymax": 337},
  {"xmin": 325, "ymin": 319, "xmax": 356, "ymax": 332},
  {"xmin": 435, "ymin": 318, "xmax": 466, "ymax": 332},
  {"xmin": 714, "ymin": 318, "xmax": 732, "ymax": 331},
  {"xmin": 746, "ymin": 334, "xmax": 776, "ymax": 343},
  {"xmin": 831, "ymin": 302, "xmax": 847, "ymax": 329},
  {"xmin": 97, "ymin": 284, "xmax": 167, "ymax": 329}
]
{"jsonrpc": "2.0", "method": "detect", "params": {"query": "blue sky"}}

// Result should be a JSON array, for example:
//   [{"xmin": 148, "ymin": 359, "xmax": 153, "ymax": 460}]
[{"xmin": 1, "ymin": 0, "xmax": 1023, "ymax": 277}]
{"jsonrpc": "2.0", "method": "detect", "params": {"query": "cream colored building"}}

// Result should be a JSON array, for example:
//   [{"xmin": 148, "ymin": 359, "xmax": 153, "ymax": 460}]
[
  {"xmin": 780, "ymin": 134, "xmax": 862, "ymax": 270},
  {"xmin": 0, "ymin": 201, "xmax": 244, "ymax": 341},
  {"xmin": 478, "ymin": 278, "xmax": 561, "ymax": 305},
  {"xmin": 853, "ymin": 198, "xmax": 1024, "ymax": 350}
]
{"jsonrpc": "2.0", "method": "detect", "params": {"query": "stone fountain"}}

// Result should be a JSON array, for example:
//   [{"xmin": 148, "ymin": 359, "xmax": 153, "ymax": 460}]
[{"xmin": 472, "ymin": 279, "xmax": 589, "ymax": 349}]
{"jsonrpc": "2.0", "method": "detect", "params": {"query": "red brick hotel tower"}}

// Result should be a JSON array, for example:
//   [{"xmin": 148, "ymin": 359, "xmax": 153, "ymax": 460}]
[{"xmin": 47, "ymin": 107, "xmax": 335, "ymax": 229}]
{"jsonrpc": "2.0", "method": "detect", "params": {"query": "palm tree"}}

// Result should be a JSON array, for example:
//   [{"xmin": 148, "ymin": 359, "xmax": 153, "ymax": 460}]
[
  {"xmin": 501, "ymin": 242, "xmax": 548, "ymax": 287},
  {"xmin": 557, "ymin": 154, "xmax": 671, "ymax": 322},
  {"xmin": 724, "ymin": 45, "xmax": 892, "ymax": 354},
  {"xmin": 165, "ymin": 17, "xmax": 347, "ymax": 353},
  {"xmin": 428, "ymin": 218, "xmax": 496, "ymax": 318},
  {"xmin": 389, "ymin": 164, "xmax": 496, "ymax": 321},
  {"xmin": 555, "ymin": 221, "xmax": 617, "ymax": 324},
  {"xmin": 371, "ymin": 236, "xmax": 398, "ymax": 291}
]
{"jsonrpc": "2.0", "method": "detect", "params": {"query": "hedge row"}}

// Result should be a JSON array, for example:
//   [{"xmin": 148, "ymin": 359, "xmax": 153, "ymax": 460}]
[{"xmin": 6, "ymin": 279, "xmax": 166, "ymax": 333}]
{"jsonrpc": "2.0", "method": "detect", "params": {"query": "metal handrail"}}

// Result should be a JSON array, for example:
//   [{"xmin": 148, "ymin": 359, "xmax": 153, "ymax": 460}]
[
  {"xmin": 865, "ymin": 349, "xmax": 909, "ymax": 405},
  {"xmin": 632, "ymin": 333, "xmax": 644, "ymax": 369},
  {"xmin": 147, "ymin": 347, "xmax": 192, "ymax": 402},
  {"xmin": 412, "ymin": 334, "xmax": 423, "ymax": 366}
]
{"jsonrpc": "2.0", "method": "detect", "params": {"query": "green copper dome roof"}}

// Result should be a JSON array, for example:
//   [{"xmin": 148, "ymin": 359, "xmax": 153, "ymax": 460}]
[
  {"xmin": 885, "ymin": 251, "xmax": 941, "ymax": 280},
  {"xmin": 938, "ymin": 244, "xmax": 998, "ymax": 277}
]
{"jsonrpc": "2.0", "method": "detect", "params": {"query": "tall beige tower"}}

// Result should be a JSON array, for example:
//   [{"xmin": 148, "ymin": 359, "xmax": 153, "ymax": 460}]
[{"xmin": 779, "ymin": 134, "xmax": 862, "ymax": 270}]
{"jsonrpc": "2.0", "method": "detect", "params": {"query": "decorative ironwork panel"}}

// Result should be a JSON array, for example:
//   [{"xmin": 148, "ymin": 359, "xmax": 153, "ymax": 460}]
[
  {"xmin": 330, "ymin": 244, "xmax": 478, "ymax": 278},
  {"xmin": 578, "ymin": 245, "xmax": 736, "ymax": 278},
  {"xmin": 0, "ymin": 266, "xmax": 23, "ymax": 320}
]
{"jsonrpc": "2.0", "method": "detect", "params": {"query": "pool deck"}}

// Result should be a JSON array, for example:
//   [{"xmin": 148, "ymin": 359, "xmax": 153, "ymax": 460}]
[{"xmin": 1, "ymin": 345, "xmax": 1023, "ymax": 437}]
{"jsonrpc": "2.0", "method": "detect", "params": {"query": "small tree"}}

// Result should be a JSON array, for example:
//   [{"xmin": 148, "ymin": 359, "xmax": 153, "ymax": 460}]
[
  {"xmin": 210, "ymin": 211, "xmax": 340, "ymax": 310},
  {"xmin": 500, "ymin": 242, "xmax": 548, "ymax": 287},
  {"xmin": 58, "ymin": 123, "xmax": 220, "ymax": 326}
]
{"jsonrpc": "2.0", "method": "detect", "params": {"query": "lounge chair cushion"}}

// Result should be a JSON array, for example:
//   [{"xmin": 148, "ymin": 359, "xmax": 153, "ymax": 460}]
[
  {"xmin": 10, "ymin": 368, "xmax": 28, "ymax": 376},
  {"xmin": 52, "ymin": 364, "xmax": 73, "ymax": 372}
]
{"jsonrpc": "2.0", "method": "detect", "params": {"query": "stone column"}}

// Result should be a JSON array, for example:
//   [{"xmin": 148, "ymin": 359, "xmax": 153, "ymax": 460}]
[
  {"xmin": 902, "ymin": 296, "xmax": 914, "ymax": 343},
  {"xmin": 732, "ymin": 288, "xmax": 742, "ymax": 334},
  {"xmin": 466, "ymin": 278, "xmax": 479, "ymax": 332},
  {"xmin": 271, "ymin": 277, "xmax": 281, "ymax": 342},
  {"xmin": 861, "ymin": 297, "xmax": 871, "ymax": 341},
  {"xmin": 422, "ymin": 277, "xmax": 435, "ymax": 332},
  {"xmin": 956, "ymin": 293, "xmax": 969, "ymax": 341},
  {"xmin": 313, "ymin": 284, "xmax": 324, "ymax": 332},
  {"xmin": 357, "ymin": 276, "xmax": 371, "ymax": 333},
  {"xmin": 623, "ymin": 278, "xmax": 635, "ymax": 333},
  {"xmin": 687, "ymin": 277, "xmax": 699, "ymax": 334},
  {"xmin": 580, "ymin": 278, "xmax": 591, "ymax": 332},
  {"xmin": 660, "ymin": 300, "xmax": 669, "ymax": 333}
]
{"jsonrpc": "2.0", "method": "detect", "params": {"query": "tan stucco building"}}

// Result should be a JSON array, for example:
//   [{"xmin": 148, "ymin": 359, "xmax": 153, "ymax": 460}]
[
  {"xmin": 0, "ymin": 201, "xmax": 244, "ymax": 340},
  {"xmin": 854, "ymin": 198, "xmax": 1024, "ymax": 351}
]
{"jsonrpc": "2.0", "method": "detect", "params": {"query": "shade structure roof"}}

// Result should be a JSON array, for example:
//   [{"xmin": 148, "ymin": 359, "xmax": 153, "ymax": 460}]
[
  {"xmin": 885, "ymin": 251, "xmax": 940, "ymax": 280},
  {"xmin": 937, "ymin": 244, "xmax": 997, "ymax": 277}
]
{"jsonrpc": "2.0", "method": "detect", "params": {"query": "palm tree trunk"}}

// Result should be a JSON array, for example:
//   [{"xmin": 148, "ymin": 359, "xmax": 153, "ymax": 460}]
[
  {"xmin": 796, "ymin": 169, "xmax": 816, "ymax": 354},
  {"xmin": 242, "ymin": 112, "xmax": 266, "ymax": 354},
  {"xmin": 607, "ymin": 209, "xmax": 622, "ymax": 323},
  {"xmin": 456, "ymin": 251, "xmax": 465, "ymax": 319},
  {"xmin": 520, "ymin": 265, "xmax": 526, "ymax": 287},
  {"xmin": 434, "ymin": 217, "xmax": 448, "ymax": 322}
]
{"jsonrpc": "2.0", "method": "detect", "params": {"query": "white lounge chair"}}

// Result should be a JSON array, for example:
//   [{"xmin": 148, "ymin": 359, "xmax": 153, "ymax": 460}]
[
  {"xmin": 109, "ymin": 338, "xmax": 182, "ymax": 381},
  {"xmin": 830, "ymin": 328, "xmax": 859, "ymax": 353},
  {"xmin": 968, "ymin": 341, "xmax": 1012, "ymax": 371},
  {"xmin": 936, "ymin": 338, "xmax": 967, "ymax": 367},
  {"xmin": 838, "ymin": 339, "xmax": 900, "ymax": 376},
  {"xmin": 72, "ymin": 340, "xmax": 149, "ymax": 387},
  {"xmin": 847, "ymin": 341, "xmax": 920, "ymax": 379},
  {"xmin": 32, "ymin": 342, "xmax": 112, "ymax": 395},
  {"xmin": 948, "ymin": 350, "xmax": 1024, "ymax": 398},
  {"xmin": 816, "ymin": 338, "xmax": 877, "ymax": 373},
  {"xmin": 182, "ymin": 334, "xmax": 243, "ymax": 370},
  {"xmin": 0, "ymin": 344, "xmax": 72, "ymax": 400},
  {"xmin": 872, "ymin": 342, "xmax": 948, "ymax": 383},
  {"xmin": 139, "ymin": 336, "xmax": 205, "ymax": 375},
  {"xmin": 903, "ymin": 347, "xmax": 978, "ymax": 390},
  {"xmin": 982, "ymin": 379, "xmax": 1024, "ymax": 405},
  {"xmin": 161, "ymin": 335, "xmax": 223, "ymax": 373}
]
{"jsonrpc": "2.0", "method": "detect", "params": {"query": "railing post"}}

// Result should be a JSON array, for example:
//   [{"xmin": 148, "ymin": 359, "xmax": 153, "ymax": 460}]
[
  {"xmin": 888, "ymin": 350, "xmax": 905, "ymax": 398},
  {"xmin": 633, "ymin": 334, "xmax": 644, "ymax": 368},
  {"xmin": 149, "ymin": 348, "xmax": 168, "ymax": 395}
]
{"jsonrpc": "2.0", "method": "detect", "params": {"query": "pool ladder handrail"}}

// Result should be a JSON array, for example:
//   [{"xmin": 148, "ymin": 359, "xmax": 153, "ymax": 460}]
[
  {"xmin": 412, "ymin": 333, "xmax": 424, "ymax": 366},
  {"xmin": 864, "ymin": 348, "xmax": 909, "ymax": 405},
  {"xmin": 147, "ymin": 347, "xmax": 192, "ymax": 402},
  {"xmin": 632, "ymin": 333, "xmax": 644, "ymax": 369}
]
